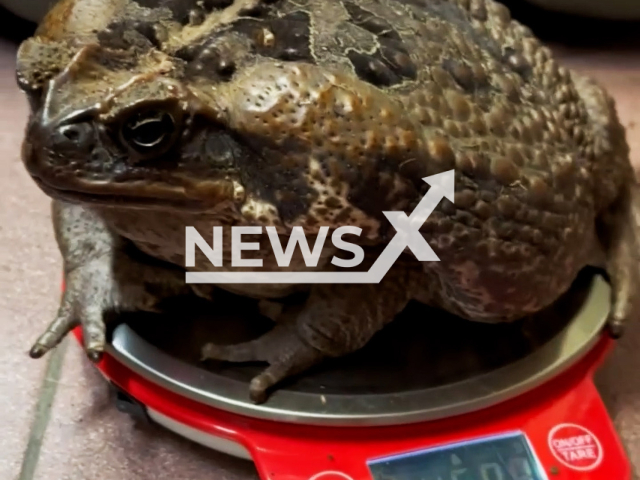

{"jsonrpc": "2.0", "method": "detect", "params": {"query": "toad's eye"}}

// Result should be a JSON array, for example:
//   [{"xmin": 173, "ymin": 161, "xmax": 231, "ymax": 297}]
[{"xmin": 121, "ymin": 110, "xmax": 176, "ymax": 152}]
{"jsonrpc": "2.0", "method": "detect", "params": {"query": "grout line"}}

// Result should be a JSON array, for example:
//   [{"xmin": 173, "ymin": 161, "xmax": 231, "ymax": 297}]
[{"xmin": 17, "ymin": 338, "xmax": 69, "ymax": 480}]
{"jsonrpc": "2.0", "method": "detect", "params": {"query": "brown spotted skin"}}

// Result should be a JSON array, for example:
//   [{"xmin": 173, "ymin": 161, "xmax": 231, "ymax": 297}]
[{"xmin": 16, "ymin": 0, "xmax": 640, "ymax": 402}]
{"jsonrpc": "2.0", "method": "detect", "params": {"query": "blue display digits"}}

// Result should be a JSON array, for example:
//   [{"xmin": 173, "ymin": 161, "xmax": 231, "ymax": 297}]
[{"xmin": 367, "ymin": 432, "xmax": 547, "ymax": 480}]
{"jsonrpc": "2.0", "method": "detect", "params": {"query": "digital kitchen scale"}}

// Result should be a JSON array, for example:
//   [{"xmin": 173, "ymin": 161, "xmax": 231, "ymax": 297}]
[{"xmin": 72, "ymin": 267, "xmax": 633, "ymax": 480}]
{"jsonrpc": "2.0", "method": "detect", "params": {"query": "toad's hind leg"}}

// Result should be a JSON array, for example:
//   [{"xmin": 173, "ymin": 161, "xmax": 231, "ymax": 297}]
[
  {"xmin": 571, "ymin": 72, "xmax": 639, "ymax": 337},
  {"xmin": 201, "ymin": 266, "xmax": 419, "ymax": 403},
  {"xmin": 601, "ymin": 182, "xmax": 640, "ymax": 338}
]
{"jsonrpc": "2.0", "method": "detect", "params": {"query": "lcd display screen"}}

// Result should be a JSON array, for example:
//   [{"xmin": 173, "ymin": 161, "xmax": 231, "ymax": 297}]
[{"xmin": 367, "ymin": 432, "xmax": 547, "ymax": 480}]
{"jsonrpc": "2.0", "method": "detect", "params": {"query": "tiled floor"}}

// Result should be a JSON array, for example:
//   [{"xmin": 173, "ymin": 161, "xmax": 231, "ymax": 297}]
[
  {"xmin": 1, "ymin": 4, "xmax": 639, "ymax": 480},
  {"xmin": 32, "ymin": 340, "xmax": 259, "ymax": 480}
]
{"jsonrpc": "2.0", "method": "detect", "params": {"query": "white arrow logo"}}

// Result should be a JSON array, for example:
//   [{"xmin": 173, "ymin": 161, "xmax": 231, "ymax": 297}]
[{"xmin": 186, "ymin": 170, "xmax": 454, "ymax": 284}]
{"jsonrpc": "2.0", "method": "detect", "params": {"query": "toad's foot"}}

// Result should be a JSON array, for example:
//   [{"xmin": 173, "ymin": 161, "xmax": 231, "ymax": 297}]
[
  {"xmin": 603, "ymin": 182, "xmax": 640, "ymax": 339},
  {"xmin": 30, "ymin": 201, "xmax": 195, "ymax": 361},
  {"xmin": 202, "ymin": 320, "xmax": 325, "ymax": 404},
  {"xmin": 30, "ymin": 252, "xmax": 194, "ymax": 361},
  {"xmin": 201, "ymin": 269, "xmax": 416, "ymax": 403}
]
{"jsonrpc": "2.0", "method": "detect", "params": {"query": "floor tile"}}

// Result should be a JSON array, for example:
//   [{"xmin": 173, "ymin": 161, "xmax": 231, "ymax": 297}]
[
  {"xmin": 0, "ymin": 37, "xmax": 70, "ymax": 480},
  {"xmin": 33, "ymin": 341, "xmax": 260, "ymax": 480}
]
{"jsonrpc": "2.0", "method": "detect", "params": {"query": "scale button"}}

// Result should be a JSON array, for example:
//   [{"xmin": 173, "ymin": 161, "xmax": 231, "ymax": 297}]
[
  {"xmin": 308, "ymin": 471, "xmax": 355, "ymax": 480},
  {"xmin": 547, "ymin": 423, "xmax": 604, "ymax": 472}
]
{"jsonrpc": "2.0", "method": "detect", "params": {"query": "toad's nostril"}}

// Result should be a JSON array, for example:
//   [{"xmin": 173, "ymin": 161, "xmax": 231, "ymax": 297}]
[
  {"xmin": 54, "ymin": 122, "xmax": 93, "ymax": 148},
  {"xmin": 61, "ymin": 125, "xmax": 81, "ymax": 141}
]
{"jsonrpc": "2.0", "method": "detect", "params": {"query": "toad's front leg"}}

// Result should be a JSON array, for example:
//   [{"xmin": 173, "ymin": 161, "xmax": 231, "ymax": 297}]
[
  {"xmin": 201, "ymin": 269, "xmax": 417, "ymax": 403},
  {"xmin": 30, "ymin": 200, "xmax": 199, "ymax": 361}
]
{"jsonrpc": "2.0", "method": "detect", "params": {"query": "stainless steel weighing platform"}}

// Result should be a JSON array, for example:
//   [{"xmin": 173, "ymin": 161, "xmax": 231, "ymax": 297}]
[{"xmin": 102, "ymin": 267, "xmax": 610, "ymax": 428}]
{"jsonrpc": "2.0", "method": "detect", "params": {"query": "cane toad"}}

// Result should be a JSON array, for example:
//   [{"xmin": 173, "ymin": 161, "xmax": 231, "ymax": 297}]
[{"xmin": 16, "ymin": 0, "xmax": 640, "ymax": 403}]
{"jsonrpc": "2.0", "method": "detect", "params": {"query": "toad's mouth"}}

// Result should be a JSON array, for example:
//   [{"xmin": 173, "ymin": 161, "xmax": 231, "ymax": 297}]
[{"xmin": 29, "ymin": 171, "xmax": 238, "ymax": 213}]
